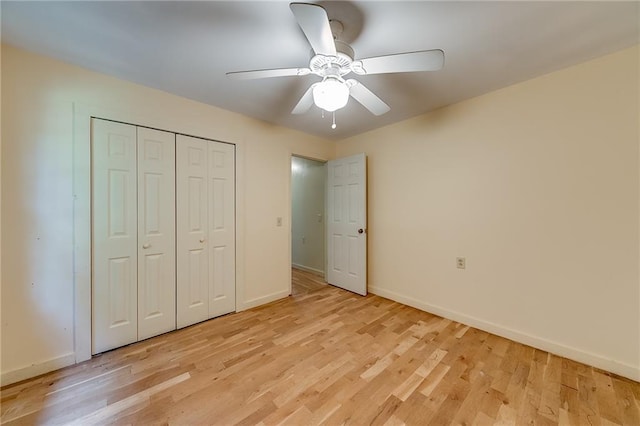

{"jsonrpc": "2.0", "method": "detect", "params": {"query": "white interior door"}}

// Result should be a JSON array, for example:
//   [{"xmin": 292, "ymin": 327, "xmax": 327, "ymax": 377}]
[
  {"xmin": 176, "ymin": 135, "xmax": 210, "ymax": 328},
  {"xmin": 208, "ymin": 141, "xmax": 236, "ymax": 317},
  {"xmin": 326, "ymin": 153, "xmax": 367, "ymax": 295},
  {"xmin": 137, "ymin": 127, "xmax": 176, "ymax": 340},
  {"xmin": 92, "ymin": 119, "xmax": 138, "ymax": 354}
]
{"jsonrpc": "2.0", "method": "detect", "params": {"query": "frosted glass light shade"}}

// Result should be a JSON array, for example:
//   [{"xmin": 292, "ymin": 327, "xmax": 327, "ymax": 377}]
[{"xmin": 313, "ymin": 78, "xmax": 349, "ymax": 112}]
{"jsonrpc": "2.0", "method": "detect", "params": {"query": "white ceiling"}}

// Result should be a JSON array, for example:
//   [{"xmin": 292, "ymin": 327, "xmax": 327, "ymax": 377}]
[{"xmin": 2, "ymin": 1, "xmax": 638, "ymax": 140}]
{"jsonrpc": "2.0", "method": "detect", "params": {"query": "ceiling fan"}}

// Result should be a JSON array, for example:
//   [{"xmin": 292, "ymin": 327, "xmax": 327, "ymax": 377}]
[{"xmin": 227, "ymin": 2, "xmax": 444, "ymax": 127}]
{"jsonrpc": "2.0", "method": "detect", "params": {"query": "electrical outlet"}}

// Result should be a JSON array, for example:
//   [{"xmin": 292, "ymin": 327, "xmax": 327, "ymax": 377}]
[
  {"xmin": 456, "ymin": 257, "xmax": 466, "ymax": 269},
  {"xmin": 276, "ymin": 217, "xmax": 283, "ymax": 227}
]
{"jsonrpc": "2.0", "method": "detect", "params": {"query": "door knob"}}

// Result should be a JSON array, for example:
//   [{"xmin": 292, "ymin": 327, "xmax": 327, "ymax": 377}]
[
  {"xmin": 199, "ymin": 238, "xmax": 206, "ymax": 243},
  {"xmin": 142, "ymin": 243, "xmax": 151, "ymax": 249},
  {"xmin": 358, "ymin": 228, "xmax": 365, "ymax": 234}
]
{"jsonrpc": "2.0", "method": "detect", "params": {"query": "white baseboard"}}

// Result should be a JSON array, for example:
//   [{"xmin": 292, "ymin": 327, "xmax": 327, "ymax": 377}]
[
  {"xmin": 238, "ymin": 289, "xmax": 290, "ymax": 312},
  {"xmin": 291, "ymin": 263, "xmax": 324, "ymax": 276},
  {"xmin": 1, "ymin": 352, "xmax": 76, "ymax": 386},
  {"xmin": 370, "ymin": 285, "xmax": 640, "ymax": 382}
]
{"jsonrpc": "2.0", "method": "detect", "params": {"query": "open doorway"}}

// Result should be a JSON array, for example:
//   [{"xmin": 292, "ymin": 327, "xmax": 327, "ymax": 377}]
[{"xmin": 291, "ymin": 155, "xmax": 327, "ymax": 295}]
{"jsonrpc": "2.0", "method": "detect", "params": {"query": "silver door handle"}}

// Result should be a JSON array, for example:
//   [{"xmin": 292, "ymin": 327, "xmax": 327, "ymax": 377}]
[
  {"xmin": 199, "ymin": 238, "xmax": 206, "ymax": 243},
  {"xmin": 142, "ymin": 243, "xmax": 151, "ymax": 249}
]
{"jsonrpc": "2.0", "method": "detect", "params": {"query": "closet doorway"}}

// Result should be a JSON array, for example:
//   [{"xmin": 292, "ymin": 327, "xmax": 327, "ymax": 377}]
[
  {"xmin": 91, "ymin": 118, "xmax": 236, "ymax": 354},
  {"xmin": 291, "ymin": 156, "xmax": 326, "ymax": 293}
]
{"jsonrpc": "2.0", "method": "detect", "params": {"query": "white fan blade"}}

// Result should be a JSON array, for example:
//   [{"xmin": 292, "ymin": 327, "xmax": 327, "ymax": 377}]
[
  {"xmin": 292, "ymin": 84, "xmax": 317, "ymax": 114},
  {"xmin": 290, "ymin": 3, "xmax": 336, "ymax": 56},
  {"xmin": 355, "ymin": 49, "xmax": 444, "ymax": 75},
  {"xmin": 348, "ymin": 80, "xmax": 390, "ymax": 116},
  {"xmin": 227, "ymin": 67, "xmax": 310, "ymax": 80}
]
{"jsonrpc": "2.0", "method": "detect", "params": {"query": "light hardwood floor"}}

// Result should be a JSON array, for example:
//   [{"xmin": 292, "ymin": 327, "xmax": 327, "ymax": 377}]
[
  {"xmin": 291, "ymin": 267, "xmax": 327, "ymax": 296},
  {"xmin": 2, "ymin": 269, "xmax": 639, "ymax": 425}
]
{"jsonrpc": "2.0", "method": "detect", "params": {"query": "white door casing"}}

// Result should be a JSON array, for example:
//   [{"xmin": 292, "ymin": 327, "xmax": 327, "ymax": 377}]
[
  {"xmin": 208, "ymin": 141, "xmax": 236, "ymax": 318},
  {"xmin": 136, "ymin": 127, "xmax": 176, "ymax": 340},
  {"xmin": 92, "ymin": 119, "xmax": 138, "ymax": 354},
  {"xmin": 326, "ymin": 153, "xmax": 367, "ymax": 296},
  {"xmin": 176, "ymin": 135, "xmax": 210, "ymax": 328}
]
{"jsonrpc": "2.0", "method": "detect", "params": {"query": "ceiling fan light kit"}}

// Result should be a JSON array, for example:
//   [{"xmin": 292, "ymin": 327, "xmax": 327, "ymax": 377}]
[
  {"xmin": 226, "ymin": 2, "xmax": 445, "ymax": 128},
  {"xmin": 312, "ymin": 77, "xmax": 349, "ymax": 112}
]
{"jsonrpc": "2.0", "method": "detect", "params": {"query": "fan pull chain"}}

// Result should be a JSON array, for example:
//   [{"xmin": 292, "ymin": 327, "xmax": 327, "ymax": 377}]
[
  {"xmin": 332, "ymin": 112, "xmax": 336, "ymax": 129},
  {"xmin": 321, "ymin": 110, "xmax": 325, "ymax": 119}
]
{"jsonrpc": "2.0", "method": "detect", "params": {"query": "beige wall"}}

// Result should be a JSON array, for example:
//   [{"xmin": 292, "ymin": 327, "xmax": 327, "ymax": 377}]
[
  {"xmin": 0, "ymin": 44, "xmax": 335, "ymax": 383},
  {"xmin": 337, "ymin": 46, "xmax": 640, "ymax": 380}
]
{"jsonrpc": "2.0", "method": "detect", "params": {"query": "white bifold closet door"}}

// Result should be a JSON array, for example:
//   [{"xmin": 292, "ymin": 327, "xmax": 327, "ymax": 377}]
[
  {"xmin": 92, "ymin": 119, "xmax": 176, "ymax": 354},
  {"xmin": 92, "ymin": 120, "xmax": 138, "ymax": 353},
  {"xmin": 136, "ymin": 127, "xmax": 176, "ymax": 340},
  {"xmin": 176, "ymin": 135, "xmax": 235, "ymax": 328}
]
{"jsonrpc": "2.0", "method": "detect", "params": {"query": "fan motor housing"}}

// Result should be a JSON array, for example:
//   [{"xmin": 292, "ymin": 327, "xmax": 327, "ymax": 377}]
[{"xmin": 309, "ymin": 40, "xmax": 355, "ymax": 78}]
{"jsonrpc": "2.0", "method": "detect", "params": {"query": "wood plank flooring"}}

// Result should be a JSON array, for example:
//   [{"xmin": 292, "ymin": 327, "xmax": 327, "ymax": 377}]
[
  {"xmin": 2, "ymin": 269, "xmax": 639, "ymax": 425},
  {"xmin": 291, "ymin": 267, "xmax": 327, "ymax": 296}
]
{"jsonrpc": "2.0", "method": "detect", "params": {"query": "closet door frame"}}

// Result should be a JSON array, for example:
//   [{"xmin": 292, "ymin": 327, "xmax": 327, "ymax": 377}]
[{"xmin": 74, "ymin": 107, "xmax": 241, "ymax": 364}]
